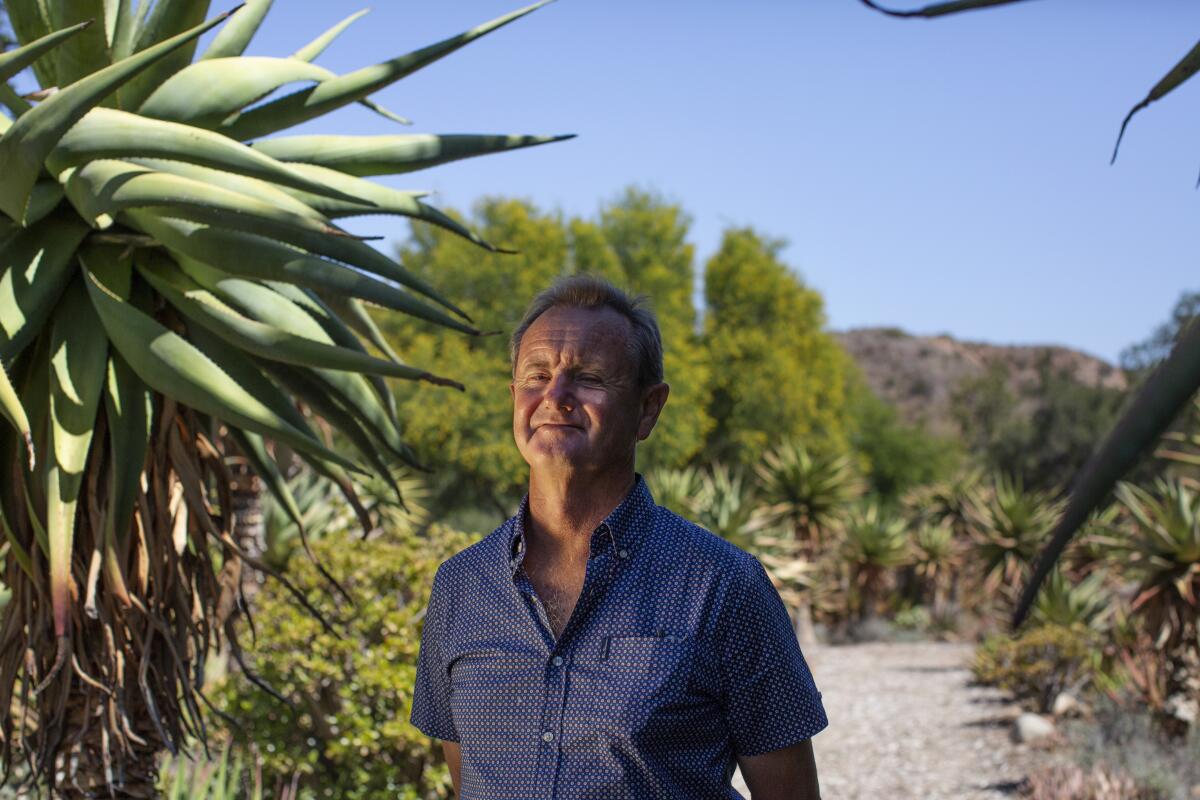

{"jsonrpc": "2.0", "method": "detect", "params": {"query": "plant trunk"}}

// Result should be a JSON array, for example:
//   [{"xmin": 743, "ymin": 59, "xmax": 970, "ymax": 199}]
[
  {"xmin": 794, "ymin": 597, "xmax": 818, "ymax": 648},
  {"xmin": 229, "ymin": 456, "xmax": 265, "ymax": 602}
]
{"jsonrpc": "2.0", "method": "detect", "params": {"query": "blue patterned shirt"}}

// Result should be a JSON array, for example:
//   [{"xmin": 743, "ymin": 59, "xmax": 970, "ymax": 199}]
[{"xmin": 410, "ymin": 474, "xmax": 828, "ymax": 799}]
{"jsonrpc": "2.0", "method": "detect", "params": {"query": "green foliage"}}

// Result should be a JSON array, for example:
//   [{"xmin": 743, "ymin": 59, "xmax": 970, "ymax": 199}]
[
  {"xmin": 951, "ymin": 359, "xmax": 1126, "ymax": 493},
  {"xmin": 159, "ymin": 746, "xmax": 261, "ymax": 800},
  {"xmin": 216, "ymin": 526, "xmax": 476, "ymax": 800},
  {"xmin": 691, "ymin": 463, "xmax": 757, "ymax": 547},
  {"xmin": 1031, "ymin": 568, "xmax": 1113, "ymax": 633},
  {"xmin": 702, "ymin": 228, "xmax": 852, "ymax": 464},
  {"xmin": 841, "ymin": 501, "xmax": 910, "ymax": 621},
  {"xmin": 754, "ymin": 437, "xmax": 864, "ymax": 549},
  {"xmin": 1114, "ymin": 478, "xmax": 1200, "ymax": 656},
  {"xmin": 973, "ymin": 624, "xmax": 1105, "ymax": 714},
  {"xmin": 966, "ymin": 473, "xmax": 1065, "ymax": 598},
  {"xmin": 845, "ymin": 372, "xmax": 962, "ymax": 502},
  {"xmin": 644, "ymin": 465, "xmax": 702, "ymax": 518},
  {"xmin": 1119, "ymin": 290, "xmax": 1200, "ymax": 375}
]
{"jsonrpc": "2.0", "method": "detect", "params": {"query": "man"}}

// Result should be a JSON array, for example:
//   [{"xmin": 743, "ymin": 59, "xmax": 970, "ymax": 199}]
[{"xmin": 411, "ymin": 275, "xmax": 827, "ymax": 799}]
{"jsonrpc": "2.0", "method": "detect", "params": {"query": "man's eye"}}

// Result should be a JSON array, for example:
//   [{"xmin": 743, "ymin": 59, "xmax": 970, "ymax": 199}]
[{"xmin": 577, "ymin": 374, "xmax": 600, "ymax": 383}]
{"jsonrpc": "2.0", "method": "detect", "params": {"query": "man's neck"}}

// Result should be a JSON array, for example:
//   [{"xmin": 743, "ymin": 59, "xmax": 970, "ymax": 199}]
[{"xmin": 526, "ymin": 467, "xmax": 636, "ymax": 554}]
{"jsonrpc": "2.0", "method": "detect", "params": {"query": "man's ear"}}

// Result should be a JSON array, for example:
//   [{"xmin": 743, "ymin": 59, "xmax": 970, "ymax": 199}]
[{"xmin": 637, "ymin": 382, "xmax": 670, "ymax": 441}]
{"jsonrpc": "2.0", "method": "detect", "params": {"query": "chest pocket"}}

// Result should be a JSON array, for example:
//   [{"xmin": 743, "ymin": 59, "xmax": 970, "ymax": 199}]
[{"xmin": 585, "ymin": 634, "xmax": 696, "ymax": 736}]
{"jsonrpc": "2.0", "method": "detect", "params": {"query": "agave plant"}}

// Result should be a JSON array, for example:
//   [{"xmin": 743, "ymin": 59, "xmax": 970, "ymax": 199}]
[
  {"xmin": 840, "ymin": 501, "xmax": 910, "ymax": 622},
  {"xmin": 753, "ymin": 438, "xmax": 864, "ymax": 552},
  {"xmin": 902, "ymin": 466, "xmax": 982, "ymax": 536},
  {"xmin": 0, "ymin": 2, "xmax": 566, "ymax": 794},
  {"xmin": 910, "ymin": 519, "xmax": 960, "ymax": 615},
  {"xmin": 643, "ymin": 465, "xmax": 703, "ymax": 519},
  {"xmin": 692, "ymin": 462, "xmax": 758, "ymax": 547},
  {"xmin": 1114, "ymin": 478, "xmax": 1200, "ymax": 657},
  {"xmin": 1030, "ymin": 567, "xmax": 1113, "ymax": 633},
  {"xmin": 966, "ymin": 473, "xmax": 1064, "ymax": 600}
]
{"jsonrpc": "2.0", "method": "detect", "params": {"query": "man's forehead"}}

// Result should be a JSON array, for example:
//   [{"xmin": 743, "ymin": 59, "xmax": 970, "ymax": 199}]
[{"xmin": 516, "ymin": 306, "xmax": 631, "ymax": 362}]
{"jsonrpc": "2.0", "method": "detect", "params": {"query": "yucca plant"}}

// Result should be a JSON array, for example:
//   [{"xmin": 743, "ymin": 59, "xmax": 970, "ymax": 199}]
[
  {"xmin": 753, "ymin": 438, "xmax": 864, "ymax": 552},
  {"xmin": 0, "ymin": 2, "xmax": 567, "ymax": 795},
  {"xmin": 966, "ymin": 473, "xmax": 1064, "ymax": 602},
  {"xmin": 840, "ymin": 501, "xmax": 910, "ymax": 622}
]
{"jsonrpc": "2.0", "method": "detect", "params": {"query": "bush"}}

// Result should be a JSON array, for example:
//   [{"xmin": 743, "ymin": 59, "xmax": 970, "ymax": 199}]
[
  {"xmin": 215, "ymin": 525, "xmax": 478, "ymax": 800},
  {"xmin": 972, "ymin": 624, "xmax": 1104, "ymax": 713}
]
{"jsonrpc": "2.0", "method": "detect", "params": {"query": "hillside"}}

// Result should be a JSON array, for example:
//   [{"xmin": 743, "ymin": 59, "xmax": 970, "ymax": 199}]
[{"xmin": 834, "ymin": 327, "xmax": 1129, "ymax": 438}]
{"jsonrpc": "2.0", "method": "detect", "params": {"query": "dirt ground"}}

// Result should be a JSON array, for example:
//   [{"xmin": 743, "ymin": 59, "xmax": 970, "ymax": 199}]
[{"xmin": 734, "ymin": 641, "xmax": 1046, "ymax": 799}]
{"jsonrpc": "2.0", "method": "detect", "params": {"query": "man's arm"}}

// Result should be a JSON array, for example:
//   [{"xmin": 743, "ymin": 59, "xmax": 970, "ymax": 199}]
[
  {"xmin": 738, "ymin": 739, "xmax": 820, "ymax": 800},
  {"xmin": 440, "ymin": 740, "xmax": 462, "ymax": 796}
]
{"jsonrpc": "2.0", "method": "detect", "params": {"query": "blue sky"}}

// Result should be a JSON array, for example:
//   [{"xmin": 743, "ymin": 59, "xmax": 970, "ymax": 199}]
[{"xmin": 18, "ymin": 0, "xmax": 1200, "ymax": 363}]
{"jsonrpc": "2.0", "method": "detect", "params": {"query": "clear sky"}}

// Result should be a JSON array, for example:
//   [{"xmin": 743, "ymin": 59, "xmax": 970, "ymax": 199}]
[{"xmin": 19, "ymin": 0, "xmax": 1200, "ymax": 364}]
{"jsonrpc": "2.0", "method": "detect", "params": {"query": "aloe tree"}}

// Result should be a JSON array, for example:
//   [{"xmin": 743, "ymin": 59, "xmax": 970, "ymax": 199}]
[
  {"xmin": 840, "ymin": 501, "xmax": 910, "ymax": 623},
  {"xmin": 753, "ymin": 438, "xmax": 864, "ymax": 551},
  {"xmin": 0, "ymin": 2, "xmax": 567, "ymax": 795},
  {"xmin": 965, "ymin": 473, "xmax": 1064, "ymax": 604}
]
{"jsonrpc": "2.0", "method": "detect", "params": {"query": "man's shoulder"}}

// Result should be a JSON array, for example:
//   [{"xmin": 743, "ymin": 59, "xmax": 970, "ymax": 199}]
[
  {"xmin": 648, "ymin": 504, "xmax": 758, "ymax": 574},
  {"xmin": 432, "ymin": 520, "xmax": 514, "ymax": 586}
]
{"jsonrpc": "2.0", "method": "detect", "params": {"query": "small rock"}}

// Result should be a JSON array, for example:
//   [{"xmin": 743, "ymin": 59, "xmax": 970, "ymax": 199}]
[
  {"xmin": 1165, "ymin": 693, "xmax": 1199, "ymax": 726},
  {"xmin": 1052, "ymin": 692, "xmax": 1081, "ymax": 717},
  {"xmin": 1011, "ymin": 712, "xmax": 1056, "ymax": 744}
]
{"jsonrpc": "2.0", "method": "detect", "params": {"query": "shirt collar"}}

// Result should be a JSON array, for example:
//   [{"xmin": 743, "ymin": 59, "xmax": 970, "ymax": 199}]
[{"xmin": 507, "ymin": 473, "xmax": 656, "ymax": 575}]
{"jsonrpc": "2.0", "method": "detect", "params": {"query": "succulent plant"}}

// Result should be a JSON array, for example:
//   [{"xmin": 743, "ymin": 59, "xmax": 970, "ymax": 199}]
[
  {"xmin": 0, "ymin": 2, "xmax": 567, "ymax": 794},
  {"xmin": 841, "ymin": 501, "xmax": 910, "ymax": 621},
  {"xmin": 753, "ymin": 437, "xmax": 864, "ymax": 551}
]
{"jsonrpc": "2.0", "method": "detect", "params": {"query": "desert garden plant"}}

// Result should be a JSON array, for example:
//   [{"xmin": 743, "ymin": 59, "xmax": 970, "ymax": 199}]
[
  {"xmin": 840, "ymin": 501, "xmax": 910, "ymax": 622},
  {"xmin": 0, "ymin": 1, "xmax": 566, "ymax": 794},
  {"xmin": 753, "ymin": 438, "xmax": 864, "ymax": 551},
  {"xmin": 966, "ymin": 473, "xmax": 1064, "ymax": 603}
]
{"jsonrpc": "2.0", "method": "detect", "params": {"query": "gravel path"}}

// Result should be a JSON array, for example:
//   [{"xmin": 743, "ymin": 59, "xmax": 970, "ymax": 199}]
[{"xmin": 733, "ymin": 641, "xmax": 1045, "ymax": 799}]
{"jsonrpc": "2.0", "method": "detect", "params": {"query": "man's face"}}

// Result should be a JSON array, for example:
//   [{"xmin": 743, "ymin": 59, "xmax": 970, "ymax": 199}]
[{"xmin": 510, "ymin": 305, "xmax": 666, "ymax": 476}]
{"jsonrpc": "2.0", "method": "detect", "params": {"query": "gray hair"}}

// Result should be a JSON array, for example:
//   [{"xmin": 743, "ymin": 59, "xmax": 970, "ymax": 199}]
[{"xmin": 510, "ymin": 274, "xmax": 664, "ymax": 389}]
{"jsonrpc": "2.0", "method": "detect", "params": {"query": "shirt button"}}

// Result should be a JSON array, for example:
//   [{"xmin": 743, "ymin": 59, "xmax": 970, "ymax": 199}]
[
  {"xmin": 542, "ymin": 731, "xmax": 555, "ymax": 743},
  {"xmin": 552, "ymin": 656, "xmax": 564, "ymax": 667},
  {"xmin": 618, "ymin": 549, "xmax": 629, "ymax": 559}
]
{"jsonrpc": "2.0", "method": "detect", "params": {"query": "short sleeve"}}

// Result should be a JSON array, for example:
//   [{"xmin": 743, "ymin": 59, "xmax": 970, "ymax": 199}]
[
  {"xmin": 717, "ymin": 555, "xmax": 828, "ymax": 756},
  {"xmin": 409, "ymin": 565, "xmax": 459, "ymax": 742}
]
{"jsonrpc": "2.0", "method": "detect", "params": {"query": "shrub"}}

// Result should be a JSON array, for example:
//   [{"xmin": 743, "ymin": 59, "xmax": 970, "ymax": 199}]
[
  {"xmin": 972, "ymin": 624, "xmax": 1104, "ymax": 714},
  {"xmin": 215, "ymin": 525, "xmax": 477, "ymax": 800}
]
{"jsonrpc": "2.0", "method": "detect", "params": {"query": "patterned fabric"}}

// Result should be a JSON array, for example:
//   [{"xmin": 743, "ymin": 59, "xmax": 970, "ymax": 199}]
[{"xmin": 411, "ymin": 474, "xmax": 828, "ymax": 799}]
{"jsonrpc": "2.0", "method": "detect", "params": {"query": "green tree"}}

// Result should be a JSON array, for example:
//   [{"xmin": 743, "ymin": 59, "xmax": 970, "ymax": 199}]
[{"xmin": 703, "ymin": 228, "xmax": 852, "ymax": 463}]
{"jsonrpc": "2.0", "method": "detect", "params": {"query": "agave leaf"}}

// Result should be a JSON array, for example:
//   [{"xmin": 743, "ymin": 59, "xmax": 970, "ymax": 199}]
[
  {"xmin": 0, "ymin": 85, "xmax": 31, "ymax": 119},
  {"xmin": 125, "ymin": 211, "xmax": 479, "ymax": 334},
  {"xmin": 127, "ymin": 157, "xmax": 332, "ymax": 220},
  {"xmin": 49, "ymin": 3, "xmax": 111, "ymax": 88},
  {"xmin": 290, "ymin": 9, "xmax": 369, "ymax": 62},
  {"xmin": 0, "ymin": 19, "xmax": 94, "ymax": 85},
  {"xmin": 138, "ymin": 56, "xmax": 332, "ymax": 126},
  {"xmin": 251, "ymin": 133, "xmax": 575, "ymax": 178},
  {"xmin": 102, "ymin": 349, "xmax": 149, "ymax": 558},
  {"xmin": 220, "ymin": 0, "xmax": 553, "ymax": 140},
  {"xmin": 0, "ymin": 7, "xmax": 234, "ymax": 223},
  {"xmin": 0, "ymin": 359, "xmax": 34, "ymax": 469},
  {"xmin": 106, "ymin": 0, "xmax": 141, "ymax": 63},
  {"xmin": 138, "ymin": 254, "xmax": 461, "ymax": 386},
  {"xmin": 47, "ymin": 277, "xmax": 110, "ymax": 640},
  {"xmin": 0, "ymin": 212, "xmax": 92, "ymax": 363},
  {"xmin": 1112, "ymin": 39, "xmax": 1200, "ymax": 163},
  {"xmin": 276, "ymin": 161, "xmax": 512, "ymax": 252},
  {"xmin": 116, "ymin": 0, "xmax": 213, "ymax": 110},
  {"xmin": 200, "ymin": 0, "xmax": 273, "ymax": 60},
  {"xmin": 265, "ymin": 361, "xmax": 411, "ymax": 493},
  {"xmin": 858, "ymin": 0, "xmax": 1034, "ymax": 16},
  {"xmin": 1014, "ymin": 316, "xmax": 1200, "ymax": 628},
  {"xmin": 24, "ymin": 181, "xmax": 65, "ymax": 227},
  {"xmin": 46, "ymin": 108, "xmax": 365, "ymax": 204},
  {"xmin": 317, "ymin": 292, "xmax": 406, "ymax": 366},
  {"xmin": 80, "ymin": 253, "xmax": 359, "ymax": 472},
  {"xmin": 3, "ymin": 0, "xmax": 57, "ymax": 88},
  {"xmin": 62, "ymin": 159, "xmax": 344, "ymax": 238}
]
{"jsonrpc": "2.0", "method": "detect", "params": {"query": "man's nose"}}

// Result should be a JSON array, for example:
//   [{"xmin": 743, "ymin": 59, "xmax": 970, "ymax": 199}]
[{"xmin": 542, "ymin": 373, "xmax": 575, "ymax": 410}]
